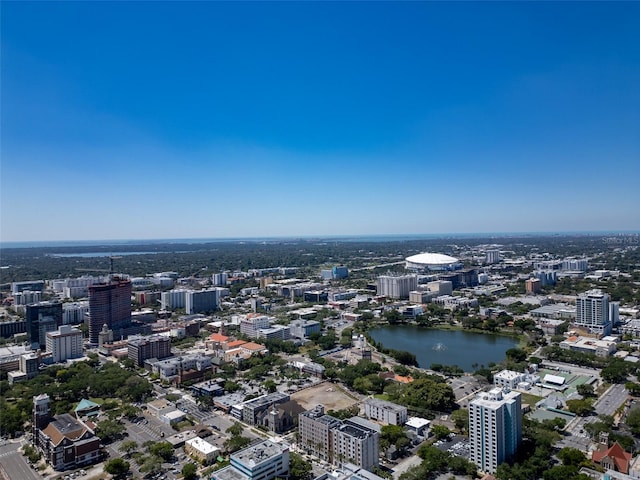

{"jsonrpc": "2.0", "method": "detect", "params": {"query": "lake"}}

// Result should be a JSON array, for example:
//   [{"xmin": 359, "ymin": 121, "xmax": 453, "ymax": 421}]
[{"xmin": 368, "ymin": 325, "xmax": 519, "ymax": 372}]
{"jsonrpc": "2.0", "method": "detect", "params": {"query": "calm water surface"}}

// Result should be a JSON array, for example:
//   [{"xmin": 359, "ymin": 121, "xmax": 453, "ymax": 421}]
[{"xmin": 369, "ymin": 325, "xmax": 518, "ymax": 372}]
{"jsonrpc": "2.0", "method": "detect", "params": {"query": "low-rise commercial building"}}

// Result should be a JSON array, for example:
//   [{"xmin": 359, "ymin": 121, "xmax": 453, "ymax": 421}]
[
  {"xmin": 185, "ymin": 437, "xmax": 219, "ymax": 465},
  {"xmin": 560, "ymin": 336, "xmax": 616, "ymax": 357},
  {"xmin": 289, "ymin": 320, "xmax": 321, "ymax": 339},
  {"xmin": 405, "ymin": 417, "xmax": 430, "ymax": 437},
  {"xmin": 493, "ymin": 370, "xmax": 526, "ymax": 390},
  {"xmin": 149, "ymin": 354, "xmax": 212, "ymax": 382}
]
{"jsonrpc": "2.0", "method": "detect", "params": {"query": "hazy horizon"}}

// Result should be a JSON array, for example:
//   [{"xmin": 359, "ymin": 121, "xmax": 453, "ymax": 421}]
[{"xmin": 3, "ymin": 229, "xmax": 639, "ymax": 249}]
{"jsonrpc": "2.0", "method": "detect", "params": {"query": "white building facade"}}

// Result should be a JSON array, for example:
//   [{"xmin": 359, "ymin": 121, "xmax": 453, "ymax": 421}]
[
  {"xmin": 62, "ymin": 302, "xmax": 90, "ymax": 325},
  {"xmin": 240, "ymin": 315, "xmax": 271, "ymax": 338},
  {"xmin": 576, "ymin": 289, "xmax": 615, "ymax": 335},
  {"xmin": 469, "ymin": 388, "xmax": 522, "ymax": 474},
  {"xmin": 212, "ymin": 440, "xmax": 289, "ymax": 480},
  {"xmin": 493, "ymin": 370, "xmax": 526, "ymax": 390},
  {"xmin": 376, "ymin": 275, "xmax": 418, "ymax": 299},
  {"xmin": 46, "ymin": 325, "xmax": 84, "ymax": 362},
  {"xmin": 363, "ymin": 398, "xmax": 408, "ymax": 425},
  {"xmin": 161, "ymin": 289, "xmax": 187, "ymax": 310}
]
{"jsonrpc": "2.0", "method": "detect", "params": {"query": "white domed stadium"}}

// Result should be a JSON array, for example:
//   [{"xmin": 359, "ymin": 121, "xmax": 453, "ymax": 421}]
[{"xmin": 405, "ymin": 252, "xmax": 461, "ymax": 272}]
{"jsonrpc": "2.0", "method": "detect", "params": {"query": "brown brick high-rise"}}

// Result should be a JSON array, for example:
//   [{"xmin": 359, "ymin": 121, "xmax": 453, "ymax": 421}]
[{"xmin": 88, "ymin": 277, "xmax": 131, "ymax": 345}]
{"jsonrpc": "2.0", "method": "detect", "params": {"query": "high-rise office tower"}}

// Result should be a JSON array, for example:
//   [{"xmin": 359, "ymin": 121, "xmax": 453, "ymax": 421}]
[
  {"xmin": 26, "ymin": 302, "xmax": 63, "ymax": 350},
  {"xmin": 469, "ymin": 388, "xmax": 522, "ymax": 474},
  {"xmin": 88, "ymin": 278, "xmax": 131, "ymax": 345}
]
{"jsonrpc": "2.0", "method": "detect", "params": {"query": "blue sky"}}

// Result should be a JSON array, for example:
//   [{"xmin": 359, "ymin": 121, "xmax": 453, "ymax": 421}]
[{"xmin": 2, "ymin": 1, "xmax": 639, "ymax": 242}]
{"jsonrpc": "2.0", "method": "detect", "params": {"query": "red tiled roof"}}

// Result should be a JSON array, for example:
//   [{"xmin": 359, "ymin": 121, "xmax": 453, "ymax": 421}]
[
  {"xmin": 241, "ymin": 342, "xmax": 267, "ymax": 351},
  {"xmin": 592, "ymin": 442, "xmax": 632, "ymax": 474},
  {"xmin": 210, "ymin": 333, "xmax": 229, "ymax": 342}
]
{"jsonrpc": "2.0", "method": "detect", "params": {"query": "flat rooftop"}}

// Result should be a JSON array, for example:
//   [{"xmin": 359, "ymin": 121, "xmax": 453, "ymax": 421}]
[
  {"xmin": 494, "ymin": 370, "xmax": 523, "ymax": 380},
  {"xmin": 337, "ymin": 419, "xmax": 378, "ymax": 439},
  {"xmin": 232, "ymin": 440, "xmax": 285, "ymax": 467},
  {"xmin": 364, "ymin": 398, "xmax": 406, "ymax": 412},
  {"xmin": 51, "ymin": 414, "xmax": 83, "ymax": 434},
  {"xmin": 406, "ymin": 417, "xmax": 430, "ymax": 429},
  {"xmin": 212, "ymin": 466, "xmax": 249, "ymax": 480},
  {"xmin": 243, "ymin": 392, "xmax": 289, "ymax": 409},
  {"xmin": 186, "ymin": 437, "xmax": 218, "ymax": 455}
]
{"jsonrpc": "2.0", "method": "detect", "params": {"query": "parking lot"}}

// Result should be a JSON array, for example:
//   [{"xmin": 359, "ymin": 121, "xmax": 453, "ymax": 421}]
[
  {"xmin": 449, "ymin": 376, "xmax": 485, "ymax": 409},
  {"xmin": 433, "ymin": 435, "xmax": 470, "ymax": 459}
]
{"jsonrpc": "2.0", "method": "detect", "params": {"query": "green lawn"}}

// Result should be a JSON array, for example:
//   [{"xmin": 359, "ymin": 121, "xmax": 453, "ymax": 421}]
[
  {"xmin": 374, "ymin": 393, "xmax": 390, "ymax": 401},
  {"xmin": 520, "ymin": 392, "xmax": 544, "ymax": 406}
]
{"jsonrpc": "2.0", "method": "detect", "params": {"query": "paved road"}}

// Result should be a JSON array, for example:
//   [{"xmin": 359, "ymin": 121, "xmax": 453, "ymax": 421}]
[
  {"xmin": 594, "ymin": 383, "xmax": 627, "ymax": 417},
  {"xmin": 557, "ymin": 384, "xmax": 629, "ymax": 452},
  {"xmin": 0, "ymin": 440, "xmax": 41, "ymax": 480},
  {"xmin": 558, "ymin": 416, "xmax": 596, "ymax": 451},
  {"xmin": 351, "ymin": 261, "xmax": 405, "ymax": 272},
  {"xmin": 392, "ymin": 454, "xmax": 422, "ymax": 479}
]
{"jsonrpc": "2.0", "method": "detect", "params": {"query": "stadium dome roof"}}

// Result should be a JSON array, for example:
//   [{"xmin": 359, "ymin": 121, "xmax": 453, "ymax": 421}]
[{"xmin": 405, "ymin": 252, "xmax": 459, "ymax": 266}]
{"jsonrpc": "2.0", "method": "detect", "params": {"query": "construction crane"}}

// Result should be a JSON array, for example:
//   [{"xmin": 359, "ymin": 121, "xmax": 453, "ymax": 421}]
[{"xmin": 75, "ymin": 256, "xmax": 123, "ymax": 277}]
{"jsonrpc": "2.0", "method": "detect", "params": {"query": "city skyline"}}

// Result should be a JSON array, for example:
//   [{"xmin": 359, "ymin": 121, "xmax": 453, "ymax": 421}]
[{"xmin": 2, "ymin": 2, "xmax": 639, "ymax": 242}]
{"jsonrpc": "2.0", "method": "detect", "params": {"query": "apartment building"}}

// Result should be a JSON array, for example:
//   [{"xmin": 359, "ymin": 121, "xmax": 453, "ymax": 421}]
[
  {"xmin": 45, "ymin": 325, "xmax": 83, "ymax": 363},
  {"xmin": 469, "ymin": 388, "xmax": 522, "ymax": 474},
  {"xmin": 299, "ymin": 405, "xmax": 379, "ymax": 471},
  {"xmin": 576, "ymin": 289, "xmax": 615, "ymax": 335},
  {"xmin": 376, "ymin": 275, "xmax": 418, "ymax": 299},
  {"xmin": 363, "ymin": 398, "xmax": 407, "ymax": 426},
  {"xmin": 127, "ymin": 334, "xmax": 172, "ymax": 367}
]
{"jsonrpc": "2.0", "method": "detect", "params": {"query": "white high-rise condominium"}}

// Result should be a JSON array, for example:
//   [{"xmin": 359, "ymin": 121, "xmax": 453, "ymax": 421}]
[
  {"xmin": 469, "ymin": 388, "xmax": 522, "ymax": 474},
  {"xmin": 376, "ymin": 274, "xmax": 418, "ymax": 299},
  {"xmin": 485, "ymin": 250, "xmax": 501, "ymax": 264},
  {"xmin": 576, "ymin": 289, "xmax": 614, "ymax": 335},
  {"xmin": 46, "ymin": 325, "xmax": 83, "ymax": 363}
]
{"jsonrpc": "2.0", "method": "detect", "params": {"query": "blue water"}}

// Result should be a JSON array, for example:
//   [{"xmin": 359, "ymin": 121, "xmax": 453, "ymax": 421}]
[
  {"xmin": 49, "ymin": 252, "xmax": 162, "ymax": 258},
  {"xmin": 369, "ymin": 325, "xmax": 519, "ymax": 372},
  {"xmin": 2, "ymin": 230, "xmax": 636, "ymax": 249}
]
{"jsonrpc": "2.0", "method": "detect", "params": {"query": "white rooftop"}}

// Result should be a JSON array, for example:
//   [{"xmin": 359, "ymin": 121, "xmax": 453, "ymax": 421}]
[
  {"xmin": 495, "ymin": 370, "xmax": 523, "ymax": 380},
  {"xmin": 186, "ymin": 437, "xmax": 219, "ymax": 455},
  {"xmin": 406, "ymin": 417, "xmax": 430, "ymax": 429},
  {"xmin": 543, "ymin": 374, "xmax": 565, "ymax": 385},
  {"xmin": 163, "ymin": 409, "xmax": 186, "ymax": 420},
  {"xmin": 405, "ymin": 252, "xmax": 459, "ymax": 266}
]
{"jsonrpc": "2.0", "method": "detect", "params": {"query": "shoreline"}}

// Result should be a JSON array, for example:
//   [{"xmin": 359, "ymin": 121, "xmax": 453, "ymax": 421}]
[{"xmin": 363, "ymin": 321, "xmax": 527, "ymax": 372}]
